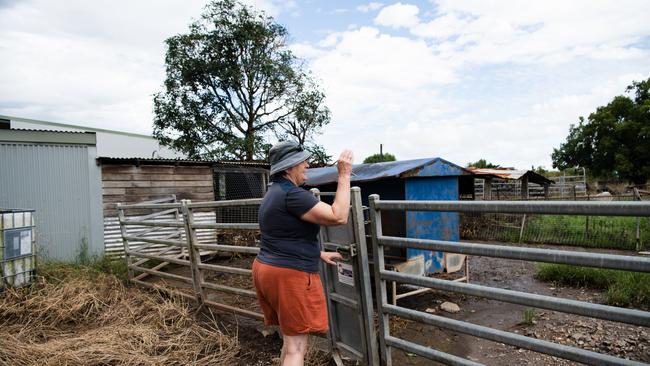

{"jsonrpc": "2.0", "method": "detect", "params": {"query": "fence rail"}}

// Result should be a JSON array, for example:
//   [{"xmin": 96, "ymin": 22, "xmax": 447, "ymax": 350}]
[{"xmin": 369, "ymin": 194, "xmax": 650, "ymax": 366}]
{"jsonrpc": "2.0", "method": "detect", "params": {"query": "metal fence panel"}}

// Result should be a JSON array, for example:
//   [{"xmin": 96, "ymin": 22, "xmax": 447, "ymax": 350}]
[{"xmin": 369, "ymin": 194, "xmax": 650, "ymax": 366}]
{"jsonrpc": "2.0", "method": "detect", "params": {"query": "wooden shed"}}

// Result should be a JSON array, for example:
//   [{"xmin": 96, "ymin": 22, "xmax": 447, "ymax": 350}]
[{"xmin": 98, "ymin": 157, "xmax": 269, "ymax": 256}]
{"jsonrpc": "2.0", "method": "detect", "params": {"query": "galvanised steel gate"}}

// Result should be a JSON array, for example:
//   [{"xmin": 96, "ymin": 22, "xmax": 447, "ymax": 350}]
[
  {"xmin": 314, "ymin": 187, "xmax": 378, "ymax": 366},
  {"xmin": 368, "ymin": 196, "xmax": 650, "ymax": 366}
]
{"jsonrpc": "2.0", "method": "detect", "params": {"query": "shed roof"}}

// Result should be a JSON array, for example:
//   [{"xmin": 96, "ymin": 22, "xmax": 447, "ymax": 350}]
[
  {"xmin": 467, "ymin": 168, "xmax": 553, "ymax": 185},
  {"xmin": 306, "ymin": 157, "xmax": 469, "ymax": 186},
  {"xmin": 0, "ymin": 129, "xmax": 96, "ymax": 145}
]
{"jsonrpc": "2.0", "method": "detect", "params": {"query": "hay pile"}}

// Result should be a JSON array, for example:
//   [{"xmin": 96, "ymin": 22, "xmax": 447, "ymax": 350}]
[{"xmin": 0, "ymin": 265, "xmax": 239, "ymax": 365}]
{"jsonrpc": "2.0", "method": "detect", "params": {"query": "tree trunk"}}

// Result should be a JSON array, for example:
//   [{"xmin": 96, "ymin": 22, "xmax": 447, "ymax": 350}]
[{"xmin": 245, "ymin": 130, "xmax": 254, "ymax": 161}]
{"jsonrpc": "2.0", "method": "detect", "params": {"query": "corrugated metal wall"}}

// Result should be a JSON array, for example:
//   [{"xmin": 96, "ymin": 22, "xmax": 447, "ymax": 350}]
[{"xmin": 0, "ymin": 142, "xmax": 104, "ymax": 261}]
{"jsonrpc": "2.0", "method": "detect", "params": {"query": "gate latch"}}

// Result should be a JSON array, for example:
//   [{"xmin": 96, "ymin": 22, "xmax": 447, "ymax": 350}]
[{"xmin": 336, "ymin": 243, "xmax": 357, "ymax": 260}]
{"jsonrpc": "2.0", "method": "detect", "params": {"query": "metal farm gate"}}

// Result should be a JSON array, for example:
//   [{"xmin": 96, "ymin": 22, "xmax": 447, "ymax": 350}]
[
  {"xmin": 314, "ymin": 188, "xmax": 378, "ymax": 365},
  {"xmin": 118, "ymin": 192, "xmax": 650, "ymax": 365},
  {"xmin": 117, "ymin": 196, "xmax": 264, "ymax": 320},
  {"xmin": 368, "ymin": 196, "xmax": 650, "ymax": 366}
]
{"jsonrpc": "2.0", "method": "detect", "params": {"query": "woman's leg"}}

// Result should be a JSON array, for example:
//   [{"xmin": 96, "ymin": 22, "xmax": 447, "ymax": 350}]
[{"xmin": 281, "ymin": 334, "xmax": 309, "ymax": 366}]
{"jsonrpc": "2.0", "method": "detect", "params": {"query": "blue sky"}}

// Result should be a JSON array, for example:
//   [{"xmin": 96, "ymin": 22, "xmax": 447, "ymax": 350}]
[{"xmin": 1, "ymin": 0, "xmax": 649, "ymax": 169}]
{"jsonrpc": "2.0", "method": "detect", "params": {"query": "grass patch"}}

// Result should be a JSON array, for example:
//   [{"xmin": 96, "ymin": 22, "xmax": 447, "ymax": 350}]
[
  {"xmin": 462, "ymin": 213, "xmax": 648, "ymax": 250},
  {"xmin": 537, "ymin": 263, "xmax": 650, "ymax": 309},
  {"xmin": 523, "ymin": 215, "xmax": 647, "ymax": 250},
  {"xmin": 39, "ymin": 255, "xmax": 128, "ymax": 283}
]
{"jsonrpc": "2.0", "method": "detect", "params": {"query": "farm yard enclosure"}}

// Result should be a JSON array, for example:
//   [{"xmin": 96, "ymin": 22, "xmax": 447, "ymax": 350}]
[
  {"xmin": 114, "ymin": 191, "xmax": 650, "ymax": 365},
  {"xmin": 2, "ymin": 191, "xmax": 647, "ymax": 365}
]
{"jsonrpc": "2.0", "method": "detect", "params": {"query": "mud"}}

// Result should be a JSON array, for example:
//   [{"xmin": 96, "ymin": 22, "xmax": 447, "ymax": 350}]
[
  {"xmin": 139, "ymin": 244, "xmax": 649, "ymax": 365},
  {"xmin": 388, "ymin": 244, "xmax": 649, "ymax": 365}
]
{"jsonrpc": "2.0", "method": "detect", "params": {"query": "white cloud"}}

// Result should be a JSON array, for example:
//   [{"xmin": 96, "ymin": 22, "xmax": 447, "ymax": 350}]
[
  {"xmin": 292, "ymin": 1, "xmax": 650, "ymax": 168},
  {"xmin": 374, "ymin": 3, "xmax": 420, "ymax": 29},
  {"xmin": 357, "ymin": 2, "xmax": 384, "ymax": 13},
  {"xmin": 373, "ymin": 1, "xmax": 650, "ymax": 65}
]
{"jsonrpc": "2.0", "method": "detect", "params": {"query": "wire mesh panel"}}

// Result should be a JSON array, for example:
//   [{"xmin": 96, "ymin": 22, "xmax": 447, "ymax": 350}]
[
  {"xmin": 213, "ymin": 165, "xmax": 268, "ymax": 223},
  {"xmin": 461, "ymin": 195, "xmax": 649, "ymax": 250}
]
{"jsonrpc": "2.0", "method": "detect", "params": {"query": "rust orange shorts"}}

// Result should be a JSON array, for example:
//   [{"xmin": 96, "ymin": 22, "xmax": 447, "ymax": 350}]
[{"xmin": 252, "ymin": 259, "xmax": 328, "ymax": 336}]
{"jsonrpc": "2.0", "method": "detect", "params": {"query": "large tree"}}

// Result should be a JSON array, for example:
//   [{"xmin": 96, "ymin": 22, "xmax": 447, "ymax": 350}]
[
  {"xmin": 552, "ymin": 78, "xmax": 650, "ymax": 184},
  {"xmin": 153, "ymin": 0, "xmax": 329, "ymax": 160},
  {"xmin": 273, "ymin": 77, "xmax": 333, "ymax": 166}
]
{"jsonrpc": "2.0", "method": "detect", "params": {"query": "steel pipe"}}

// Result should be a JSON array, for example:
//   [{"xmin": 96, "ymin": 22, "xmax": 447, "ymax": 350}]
[
  {"xmin": 384, "ymin": 304, "xmax": 644, "ymax": 366},
  {"xmin": 192, "ymin": 243, "xmax": 260, "ymax": 254},
  {"xmin": 379, "ymin": 236, "xmax": 650, "ymax": 273},
  {"xmin": 381, "ymin": 270, "xmax": 650, "ymax": 327},
  {"xmin": 374, "ymin": 200, "xmax": 650, "ymax": 217},
  {"xmin": 184, "ymin": 199, "xmax": 262, "ymax": 208},
  {"xmin": 384, "ymin": 336, "xmax": 483, "ymax": 366}
]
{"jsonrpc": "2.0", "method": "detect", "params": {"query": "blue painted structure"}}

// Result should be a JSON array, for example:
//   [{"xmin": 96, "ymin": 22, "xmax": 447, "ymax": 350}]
[{"xmin": 306, "ymin": 158, "xmax": 470, "ymax": 273}]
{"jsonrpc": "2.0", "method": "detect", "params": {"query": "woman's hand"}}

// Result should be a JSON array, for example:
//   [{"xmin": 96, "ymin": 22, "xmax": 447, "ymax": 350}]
[
  {"xmin": 320, "ymin": 251, "xmax": 343, "ymax": 265},
  {"xmin": 337, "ymin": 149, "xmax": 353, "ymax": 177}
]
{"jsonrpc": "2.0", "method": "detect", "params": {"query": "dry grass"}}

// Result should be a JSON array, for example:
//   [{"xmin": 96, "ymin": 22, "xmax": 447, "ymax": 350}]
[{"xmin": 0, "ymin": 265, "xmax": 239, "ymax": 365}]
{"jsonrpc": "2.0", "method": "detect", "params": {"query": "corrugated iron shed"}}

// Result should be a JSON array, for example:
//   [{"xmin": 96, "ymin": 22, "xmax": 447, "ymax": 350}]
[
  {"xmin": 0, "ymin": 129, "xmax": 104, "ymax": 261},
  {"xmin": 466, "ymin": 167, "xmax": 552, "ymax": 185},
  {"xmin": 306, "ymin": 157, "xmax": 470, "ymax": 186}
]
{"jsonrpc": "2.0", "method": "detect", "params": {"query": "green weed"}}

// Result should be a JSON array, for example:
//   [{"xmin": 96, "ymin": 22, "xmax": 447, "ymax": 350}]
[
  {"xmin": 537, "ymin": 263, "xmax": 650, "ymax": 309},
  {"xmin": 521, "ymin": 308, "xmax": 536, "ymax": 325},
  {"xmin": 39, "ymin": 255, "xmax": 128, "ymax": 283}
]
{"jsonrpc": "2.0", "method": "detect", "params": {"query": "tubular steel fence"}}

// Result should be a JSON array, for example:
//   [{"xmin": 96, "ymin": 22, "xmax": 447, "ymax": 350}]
[
  {"xmin": 368, "ymin": 197, "xmax": 650, "ymax": 366},
  {"xmin": 118, "ymin": 194, "xmax": 650, "ymax": 365}
]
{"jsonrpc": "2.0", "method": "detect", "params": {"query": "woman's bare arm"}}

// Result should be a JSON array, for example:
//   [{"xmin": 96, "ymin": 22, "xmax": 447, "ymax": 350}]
[{"xmin": 301, "ymin": 149, "xmax": 353, "ymax": 226}]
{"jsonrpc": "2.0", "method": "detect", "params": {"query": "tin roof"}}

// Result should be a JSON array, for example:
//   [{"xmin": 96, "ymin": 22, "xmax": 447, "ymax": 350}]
[
  {"xmin": 1, "ymin": 114, "xmax": 155, "ymax": 139},
  {"xmin": 0, "ymin": 129, "xmax": 96, "ymax": 145},
  {"xmin": 467, "ymin": 168, "xmax": 553, "ymax": 185},
  {"xmin": 306, "ymin": 157, "xmax": 469, "ymax": 186}
]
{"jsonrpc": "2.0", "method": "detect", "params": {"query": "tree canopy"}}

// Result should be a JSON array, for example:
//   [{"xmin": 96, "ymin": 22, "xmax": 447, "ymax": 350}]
[
  {"xmin": 466, "ymin": 159, "xmax": 500, "ymax": 168},
  {"xmin": 552, "ymin": 78, "xmax": 650, "ymax": 184},
  {"xmin": 153, "ymin": 0, "xmax": 330, "ymax": 161},
  {"xmin": 363, "ymin": 153, "xmax": 396, "ymax": 164}
]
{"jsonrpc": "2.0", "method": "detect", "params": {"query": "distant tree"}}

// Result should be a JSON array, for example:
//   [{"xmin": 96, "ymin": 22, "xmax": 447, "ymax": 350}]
[
  {"xmin": 363, "ymin": 153, "xmax": 396, "ymax": 164},
  {"xmin": 466, "ymin": 159, "xmax": 500, "ymax": 168},
  {"xmin": 531, "ymin": 165, "xmax": 549, "ymax": 175},
  {"xmin": 152, "ymin": 0, "xmax": 328, "ymax": 161},
  {"xmin": 552, "ymin": 78, "xmax": 650, "ymax": 184}
]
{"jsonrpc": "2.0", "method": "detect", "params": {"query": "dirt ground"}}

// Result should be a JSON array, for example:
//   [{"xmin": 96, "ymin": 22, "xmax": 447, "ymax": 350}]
[
  {"xmin": 389, "ymin": 244, "xmax": 650, "ymax": 365},
  {"xmin": 145, "ymin": 245, "xmax": 649, "ymax": 365}
]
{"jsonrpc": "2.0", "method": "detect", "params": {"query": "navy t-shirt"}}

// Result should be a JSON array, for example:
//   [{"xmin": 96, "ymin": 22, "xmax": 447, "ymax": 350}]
[{"xmin": 256, "ymin": 177, "xmax": 321, "ymax": 273}]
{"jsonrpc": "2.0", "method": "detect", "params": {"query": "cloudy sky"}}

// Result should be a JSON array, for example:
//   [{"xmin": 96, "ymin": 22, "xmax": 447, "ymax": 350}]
[{"xmin": 1, "ymin": 0, "xmax": 649, "ymax": 169}]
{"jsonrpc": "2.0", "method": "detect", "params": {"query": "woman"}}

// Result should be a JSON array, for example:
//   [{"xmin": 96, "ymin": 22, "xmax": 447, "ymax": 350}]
[{"xmin": 252, "ymin": 141, "xmax": 353, "ymax": 366}]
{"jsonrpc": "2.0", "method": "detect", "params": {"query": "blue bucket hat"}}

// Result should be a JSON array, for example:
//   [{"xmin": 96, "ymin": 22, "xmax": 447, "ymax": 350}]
[{"xmin": 269, "ymin": 141, "xmax": 311, "ymax": 176}]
